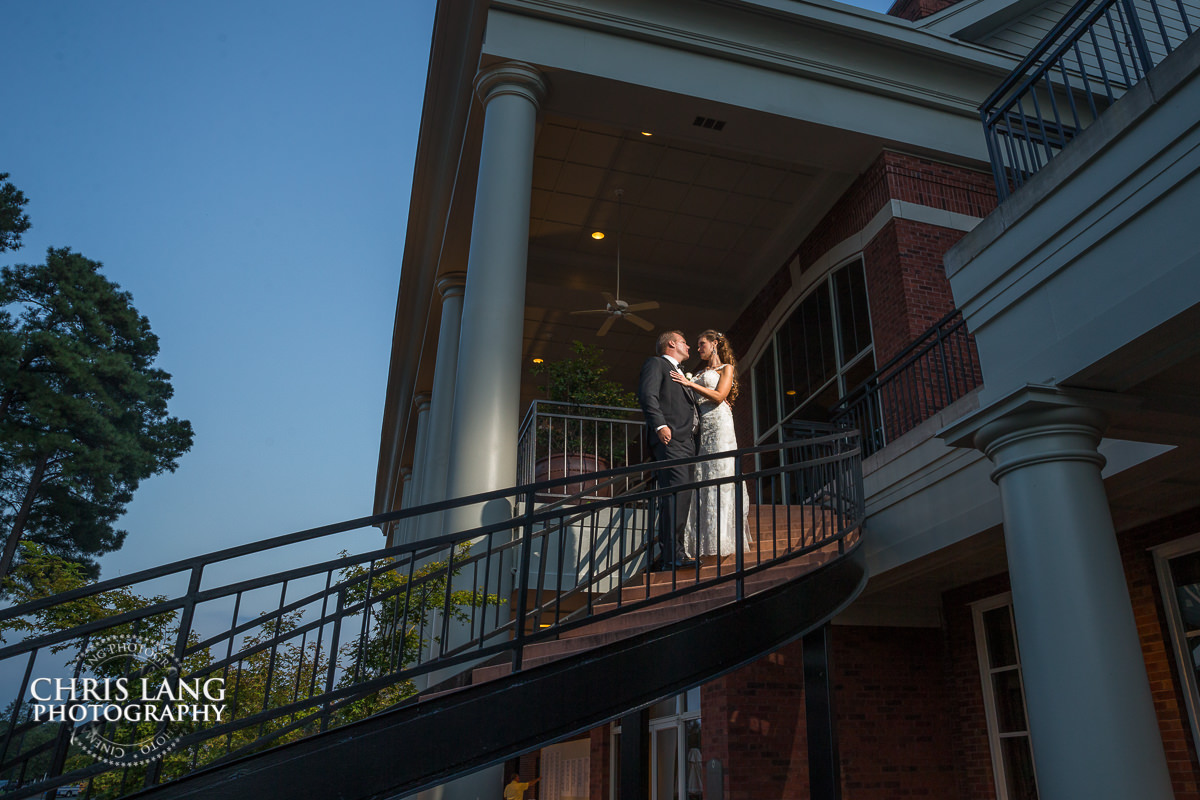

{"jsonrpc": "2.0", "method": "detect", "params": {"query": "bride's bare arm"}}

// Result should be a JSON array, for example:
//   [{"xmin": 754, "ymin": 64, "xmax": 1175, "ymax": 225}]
[{"xmin": 670, "ymin": 366, "xmax": 734, "ymax": 403}]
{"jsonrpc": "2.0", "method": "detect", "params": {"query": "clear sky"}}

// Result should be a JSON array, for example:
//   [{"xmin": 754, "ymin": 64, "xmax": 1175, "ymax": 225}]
[{"xmin": 2, "ymin": 0, "xmax": 895, "ymax": 583}]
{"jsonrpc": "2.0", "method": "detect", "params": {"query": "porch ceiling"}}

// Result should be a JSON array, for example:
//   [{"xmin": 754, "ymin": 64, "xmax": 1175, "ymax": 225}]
[{"xmin": 521, "ymin": 106, "xmax": 873, "ymax": 407}]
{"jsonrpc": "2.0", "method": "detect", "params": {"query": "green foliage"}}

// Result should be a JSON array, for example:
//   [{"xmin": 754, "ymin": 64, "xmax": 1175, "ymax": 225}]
[
  {"xmin": 0, "ymin": 542, "xmax": 173, "ymax": 653},
  {"xmin": 531, "ymin": 340, "xmax": 637, "ymax": 408},
  {"xmin": 0, "ymin": 545, "xmax": 498, "ymax": 796},
  {"xmin": 333, "ymin": 545, "xmax": 499, "ymax": 720},
  {"xmin": 0, "ymin": 245, "xmax": 194, "ymax": 580},
  {"xmin": 0, "ymin": 173, "xmax": 30, "ymax": 254},
  {"xmin": 530, "ymin": 341, "xmax": 638, "ymax": 462}
]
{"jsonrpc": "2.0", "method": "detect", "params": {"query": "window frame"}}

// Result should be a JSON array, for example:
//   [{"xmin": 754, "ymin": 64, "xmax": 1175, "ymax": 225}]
[
  {"xmin": 750, "ymin": 255, "xmax": 874, "ymax": 444},
  {"xmin": 609, "ymin": 690, "xmax": 702, "ymax": 800},
  {"xmin": 971, "ymin": 592, "xmax": 1039, "ymax": 800},
  {"xmin": 1151, "ymin": 531, "xmax": 1200, "ymax": 765}
]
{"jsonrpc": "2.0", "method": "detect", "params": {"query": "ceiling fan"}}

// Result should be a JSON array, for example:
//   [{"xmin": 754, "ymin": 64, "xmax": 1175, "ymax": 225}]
[{"xmin": 571, "ymin": 189, "xmax": 660, "ymax": 337}]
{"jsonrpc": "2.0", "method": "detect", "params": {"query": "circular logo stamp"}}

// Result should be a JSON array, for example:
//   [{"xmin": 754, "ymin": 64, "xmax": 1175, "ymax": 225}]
[{"xmin": 69, "ymin": 635, "xmax": 185, "ymax": 766}]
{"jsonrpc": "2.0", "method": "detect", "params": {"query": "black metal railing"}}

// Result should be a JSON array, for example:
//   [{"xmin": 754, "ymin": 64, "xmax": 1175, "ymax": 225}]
[
  {"xmin": 830, "ymin": 309, "xmax": 981, "ymax": 458},
  {"xmin": 981, "ymin": 0, "xmax": 1197, "ymax": 199},
  {"xmin": 0, "ymin": 432, "xmax": 862, "ymax": 799},
  {"xmin": 516, "ymin": 400, "xmax": 646, "ymax": 502}
]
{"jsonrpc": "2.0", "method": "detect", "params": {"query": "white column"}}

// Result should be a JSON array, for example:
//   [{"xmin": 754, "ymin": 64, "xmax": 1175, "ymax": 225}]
[
  {"xmin": 391, "ymin": 467, "xmax": 413, "ymax": 547},
  {"xmin": 443, "ymin": 62, "xmax": 545, "ymax": 527},
  {"xmin": 430, "ymin": 62, "xmax": 545, "ymax": 800},
  {"xmin": 967, "ymin": 395, "xmax": 1172, "ymax": 800},
  {"xmin": 403, "ymin": 394, "xmax": 432, "ymax": 543},
  {"xmin": 417, "ymin": 272, "xmax": 466, "ymax": 539}
]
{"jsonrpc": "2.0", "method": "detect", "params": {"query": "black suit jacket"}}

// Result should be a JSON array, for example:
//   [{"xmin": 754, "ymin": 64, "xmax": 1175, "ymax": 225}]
[{"xmin": 638, "ymin": 356, "xmax": 697, "ymax": 439}]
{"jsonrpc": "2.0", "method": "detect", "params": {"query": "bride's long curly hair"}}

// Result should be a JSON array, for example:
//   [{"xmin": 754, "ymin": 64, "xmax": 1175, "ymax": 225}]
[{"xmin": 699, "ymin": 329, "xmax": 739, "ymax": 407}]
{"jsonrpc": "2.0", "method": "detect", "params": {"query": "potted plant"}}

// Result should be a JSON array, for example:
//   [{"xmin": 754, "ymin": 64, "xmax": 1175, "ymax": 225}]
[{"xmin": 529, "ymin": 341, "xmax": 639, "ymax": 497}]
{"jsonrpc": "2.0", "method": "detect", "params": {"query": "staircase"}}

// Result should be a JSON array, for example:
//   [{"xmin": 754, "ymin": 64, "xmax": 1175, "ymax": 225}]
[
  {"xmin": 472, "ymin": 507, "xmax": 853, "ymax": 683},
  {"xmin": 0, "ymin": 433, "xmax": 865, "ymax": 800}
]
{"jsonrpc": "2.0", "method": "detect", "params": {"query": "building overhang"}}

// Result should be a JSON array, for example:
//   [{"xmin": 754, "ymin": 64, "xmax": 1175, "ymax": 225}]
[{"xmin": 375, "ymin": 0, "xmax": 1023, "ymax": 515}]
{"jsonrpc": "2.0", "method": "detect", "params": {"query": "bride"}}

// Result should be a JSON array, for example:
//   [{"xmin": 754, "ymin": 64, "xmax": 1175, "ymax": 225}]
[{"xmin": 670, "ymin": 330, "xmax": 751, "ymax": 561}]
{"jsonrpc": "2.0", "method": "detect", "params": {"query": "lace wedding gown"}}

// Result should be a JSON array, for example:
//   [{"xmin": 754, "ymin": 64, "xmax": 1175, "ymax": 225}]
[{"xmin": 682, "ymin": 368, "xmax": 751, "ymax": 559}]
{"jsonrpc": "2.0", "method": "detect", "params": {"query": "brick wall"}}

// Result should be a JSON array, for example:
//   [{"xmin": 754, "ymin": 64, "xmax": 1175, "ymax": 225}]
[
  {"xmin": 698, "ymin": 627, "xmax": 959, "ymax": 799},
  {"xmin": 937, "ymin": 508, "xmax": 1200, "ymax": 800},
  {"xmin": 833, "ymin": 626, "xmax": 959, "ymax": 798},
  {"xmin": 1118, "ymin": 506, "xmax": 1200, "ymax": 799},
  {"xmin": 589, "ymin": 724, "xmax": 611, "ymax": 800},
  {"xmin": 701, "ymin": 641, "xmax": 809, "ymax": 799},
  {"xmin": 726, "ymin": 151, "xmax": 996, "ymax": 443},
  {"xmin": 583, "ymin": 505, "xmax": 1200, "ymax": 799},
  {"xmin": 888, "ymin": 0, "xmax": 964, "ymax": 23},
  {"xmin": 942, "ymin": 573, "xmax": 1013, "ymax": 799}
]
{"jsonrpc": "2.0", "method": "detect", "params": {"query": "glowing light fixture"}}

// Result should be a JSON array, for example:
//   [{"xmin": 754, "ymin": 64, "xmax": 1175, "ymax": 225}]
[
  {"xmin": 532, "ymin": 358, "xmax": 544, "ymax": 364},
  {"xmin": 591, "ymin": 231, "xmax": 605, "ymax": 240},
  {"xmin": 640, "ymin": 131, "xmax": 653, "ymax": 136},
  {"xmin": 785, "ymin": 390, "xmax": 797, "ymax": 396}
]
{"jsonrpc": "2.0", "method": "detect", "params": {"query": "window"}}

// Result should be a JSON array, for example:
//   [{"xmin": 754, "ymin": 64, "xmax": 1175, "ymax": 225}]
[
  {"xmin": 972, "ymin": 594, "xmax": 1039, "ymax": 800},
  {"xmin": 1153, "ymin": 533, "xmax": 1200, "ymax": 765},
  {"xmin": 611, "ymin": 689, "xmax": 702, "ymax": 800},
  {"xmin": 752, "ymin": 258, "xmax": 874, "ymax": 443}
]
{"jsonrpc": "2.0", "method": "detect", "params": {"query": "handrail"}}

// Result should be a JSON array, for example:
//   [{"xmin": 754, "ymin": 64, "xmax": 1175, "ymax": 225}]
[
  {"xmin": 0, "ymin": 429, "xmax": 863, "ymax": 799},
  {"xmin": 516, "ymin": 399, "xmax": 646, "ymax": 502},
  {"xmin": 829, "ymin": 309, "xmax": 981, "ymax": 457},
  {"xmin": 981, "ymin": 0, "xmax": 1197, "ymax": 198}
]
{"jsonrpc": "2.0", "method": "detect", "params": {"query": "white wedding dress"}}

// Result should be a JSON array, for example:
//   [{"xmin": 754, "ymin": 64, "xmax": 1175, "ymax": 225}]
[{"xmin": 682, "ymin": 367, "xmax": 752, "ymax": 560}]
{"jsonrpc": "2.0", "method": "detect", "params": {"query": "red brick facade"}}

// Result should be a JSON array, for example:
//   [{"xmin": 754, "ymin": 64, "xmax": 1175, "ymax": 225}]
[
  {"xmin": 887, "ymin": 0, "xmax": 963, "ymax": 22},
  {"xmin": 702, "ymin": 644, "xmax": 809, "ymax": 799},
  {"xmin": 727, "ymin": 151, "xmax": 995, "ymax": 448},
  {"xmin": 580, "ymin": 149, "xmax": 1200, "ymax": 799},
  {"xmin": 582, "ymin": 507, "xmax": 1200, "ymax": 798},
  {"xmin": 1119, "ymin": 506, "xmax": 1200, "ymax": 798}
]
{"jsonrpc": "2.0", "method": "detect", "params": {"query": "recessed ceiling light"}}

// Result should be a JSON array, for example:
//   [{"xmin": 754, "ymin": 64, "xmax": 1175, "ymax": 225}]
[
  {"xmin": 785, "ymin": 390, "xmax": 797, "ymax": 396},
  {"xmin": 532, "ymin": 358, "xmax": 544, "ymax": 364},
  {"xmin": 640, "ymin": 131, "xmax": 653, "ymax": 136},
  {"xmin": 591, "ymin": 231, "xmax": 605, "ymax": 240}
]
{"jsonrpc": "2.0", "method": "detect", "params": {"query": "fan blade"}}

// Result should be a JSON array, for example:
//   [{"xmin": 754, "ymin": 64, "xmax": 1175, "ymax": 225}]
[
  {"xmin": 624, "ymin": 313, "xmax": 655, "ymax": 331},
  {"xmin": 597, "ymin": 315, "xmax": 617, "ymax": 337},
  {"xmin": 623, "ymin": 301, "xmax": 660, "ymax": 312},
  {"xmin": 570, "ymin": 308, "xmax": 611, "ymax": 315}
]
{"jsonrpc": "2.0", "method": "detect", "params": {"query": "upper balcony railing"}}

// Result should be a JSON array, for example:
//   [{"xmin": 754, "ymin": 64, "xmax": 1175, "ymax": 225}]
[
  {"xmin": 981, "ymin": 0, "xmax": 1197, "ymax": 199},
  {"xmin": 829, "ymin": 309, "xmax": 982, "ymax": 458}
]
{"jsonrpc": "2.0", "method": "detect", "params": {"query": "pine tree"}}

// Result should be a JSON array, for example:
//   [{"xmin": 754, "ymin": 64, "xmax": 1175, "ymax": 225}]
[
  {"xmin": 0, "ymin": 173, "xmax": 31, "ymax": 254},
  {"xmin": 0, "ymin": 247, "xmax": 194, "ymax": 580}
]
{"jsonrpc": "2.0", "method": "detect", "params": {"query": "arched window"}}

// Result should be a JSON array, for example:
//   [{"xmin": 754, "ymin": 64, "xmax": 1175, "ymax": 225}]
[{"xmin": 752, "ymin": 257, "xmax": 874, "ymax": 443}]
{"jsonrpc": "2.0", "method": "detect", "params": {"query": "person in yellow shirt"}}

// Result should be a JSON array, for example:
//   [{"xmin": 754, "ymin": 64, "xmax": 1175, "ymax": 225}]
[{"xmin": 503, "ymin": 773, "xmax": 540, "ymax": 800}]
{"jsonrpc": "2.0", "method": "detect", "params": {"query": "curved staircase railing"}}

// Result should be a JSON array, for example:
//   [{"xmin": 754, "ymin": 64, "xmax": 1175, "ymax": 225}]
[{"xmin": 0, "ymin": 430, "xmax": 864, "ymax": 800}]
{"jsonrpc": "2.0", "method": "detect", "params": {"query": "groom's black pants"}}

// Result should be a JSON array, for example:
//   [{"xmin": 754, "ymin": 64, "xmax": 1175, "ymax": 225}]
[{"xmin": 649, "ymin": 428, "xmax": 697, "ymax": 567}]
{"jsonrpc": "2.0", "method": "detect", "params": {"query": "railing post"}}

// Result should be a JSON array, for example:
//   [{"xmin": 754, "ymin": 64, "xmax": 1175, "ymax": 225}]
[
  {"xmin": 1120, "ymin": 0, "xmax": 1155, "ymax": 73},
  {"xmin": 735, "ymin": 452, "xmax": 745, "ymax": 601},
  {"xmin": 511, "ymin": 487, "xmax": 538, "ymax": 672},
  {"xmin": 145, "ymin": 565, "xmax": 204, "ymax": 787},
  {"xmin": 804, "ymin": 624, "xmax": 842, "ymax": 800},
  {"xmin": 982, "ymin": 108, "xmax": 1010, "ymax": 201}
]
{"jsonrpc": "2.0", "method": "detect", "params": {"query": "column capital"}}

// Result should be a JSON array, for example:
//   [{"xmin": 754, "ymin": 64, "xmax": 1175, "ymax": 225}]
[
  {"xmin": 474, "ymin": 61, "xmax": 547, "ymax": 109},
  {"xmin": 940, "ymin": 385, "xmax": 1109, "ymax": 482},
  {"xmin": 413, "ymin": 392, "xmax": 433, "ymax": 413},
  {"xmin": 436, "ymin": 271, "xmax": 467, "ymax": 302}
]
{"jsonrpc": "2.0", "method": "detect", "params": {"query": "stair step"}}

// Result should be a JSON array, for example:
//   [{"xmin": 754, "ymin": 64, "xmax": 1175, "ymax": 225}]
[{"xmin": 470, "ymin": 539, "xmax": 853, "ymax": 687}]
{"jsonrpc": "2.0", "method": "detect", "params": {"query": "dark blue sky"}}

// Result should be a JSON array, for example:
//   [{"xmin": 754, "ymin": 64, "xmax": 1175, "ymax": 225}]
[
  {"xmin": 3, "ymin": 0, "xmax": 893, "ymax": 580},
  {"xmin": 3, "ymin": 1, "xmax": 436, "ymax": 576}
]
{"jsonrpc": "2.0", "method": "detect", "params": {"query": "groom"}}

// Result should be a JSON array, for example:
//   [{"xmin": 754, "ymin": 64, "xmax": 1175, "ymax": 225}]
[{"xmin": 638, "ymin": 330, "xmax": 699, "ymax": 571}]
